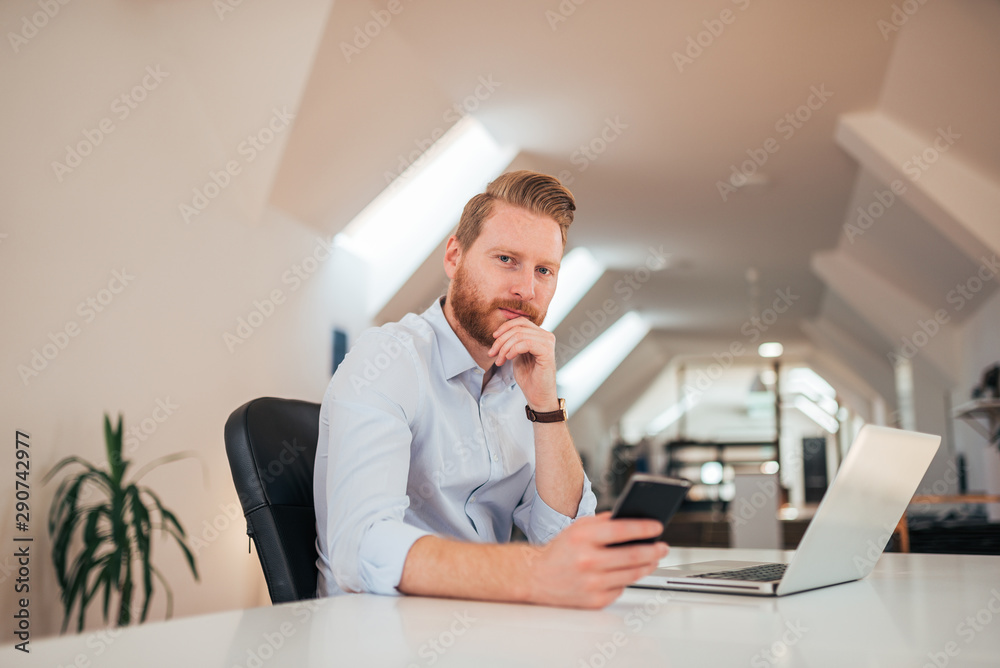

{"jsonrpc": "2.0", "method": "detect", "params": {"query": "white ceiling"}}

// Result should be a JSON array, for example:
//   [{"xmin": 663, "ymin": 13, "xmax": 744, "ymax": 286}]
[{"xmin": 269, "ymin": 0, "xmax": 1000, "ymax": 416}]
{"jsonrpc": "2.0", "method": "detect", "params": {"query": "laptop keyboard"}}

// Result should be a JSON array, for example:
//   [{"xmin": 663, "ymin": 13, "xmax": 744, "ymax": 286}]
[{"xmin": 692, "ymin": 563, "xmax": 788, "ymax": 582}]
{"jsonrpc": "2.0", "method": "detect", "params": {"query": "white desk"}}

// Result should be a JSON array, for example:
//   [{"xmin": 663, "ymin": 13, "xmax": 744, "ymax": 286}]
[{"xmin": 19, "ymin": 548, "xmax": 1000, "ymax": 667}]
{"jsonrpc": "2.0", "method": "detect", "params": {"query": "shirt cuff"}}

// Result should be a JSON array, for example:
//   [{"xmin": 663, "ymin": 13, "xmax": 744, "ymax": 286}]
[
  {"xmin": 528, "ymin": 475, "xmax": 598, "ymax": 543},
  {"xmin": 357, "ymin": 520, "xmax": 433, "ymax": 596}
]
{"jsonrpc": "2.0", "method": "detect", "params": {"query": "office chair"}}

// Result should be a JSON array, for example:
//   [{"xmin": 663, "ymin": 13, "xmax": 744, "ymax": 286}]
[{"xmin": 224, "ymin": 397, "xmax": 321, "ymax": 603}]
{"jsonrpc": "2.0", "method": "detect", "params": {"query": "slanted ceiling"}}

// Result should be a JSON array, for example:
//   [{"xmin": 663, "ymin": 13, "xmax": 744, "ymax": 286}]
[{"xmin": 268, "ymin": 0, "xmax": 1000, "ymax": 418}]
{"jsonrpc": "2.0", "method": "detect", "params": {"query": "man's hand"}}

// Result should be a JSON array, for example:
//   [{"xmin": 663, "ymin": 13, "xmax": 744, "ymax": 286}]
[
  {"xmin": 522, "ymin": 512, "xmax": 669, "ymax": 609},
  {"xmin": 489, "ymin": 317, "xmax": 558, "ymax": 410},
  {"xmin": 398, "ymin": 514, "xmax": 666, "ymax": 609}
]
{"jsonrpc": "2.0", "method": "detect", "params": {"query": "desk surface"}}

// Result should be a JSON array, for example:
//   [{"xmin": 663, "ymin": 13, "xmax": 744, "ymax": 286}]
[{"xmin": 20, "ymin": 548, "xmax": 1000, "ymax": 667}]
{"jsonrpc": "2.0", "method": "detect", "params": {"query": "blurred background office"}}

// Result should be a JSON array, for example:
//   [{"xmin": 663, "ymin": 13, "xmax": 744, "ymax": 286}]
[{"xmin": 2, "ymin": 0, "xmax": 998, "ymax": 639}]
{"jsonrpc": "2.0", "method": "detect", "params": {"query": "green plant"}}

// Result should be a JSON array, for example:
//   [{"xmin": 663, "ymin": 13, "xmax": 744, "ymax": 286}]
[{"xmin": 43, "ymin": 413, "xmax": 199, "ymax": 632}]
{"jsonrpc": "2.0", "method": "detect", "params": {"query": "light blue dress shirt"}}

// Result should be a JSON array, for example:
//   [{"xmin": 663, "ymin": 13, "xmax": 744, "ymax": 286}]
[{"xmin": 314, "ymin": 298, "xmax": 597, "ymax": 597}]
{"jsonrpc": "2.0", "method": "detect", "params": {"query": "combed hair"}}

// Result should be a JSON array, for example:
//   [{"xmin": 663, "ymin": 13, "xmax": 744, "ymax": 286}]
[{"xmin": 454, "ymin": 170, "xmax": 575, "ymax": 249}]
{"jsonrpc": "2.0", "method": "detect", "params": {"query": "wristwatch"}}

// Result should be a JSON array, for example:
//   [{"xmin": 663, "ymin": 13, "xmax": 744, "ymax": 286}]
[{"xmin": 525, "ymin": 398, "xmax": 567, "ymax": 423}]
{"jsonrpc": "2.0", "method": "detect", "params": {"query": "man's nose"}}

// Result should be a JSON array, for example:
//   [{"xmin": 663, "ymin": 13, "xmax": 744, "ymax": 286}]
[{"xmin": 510, "ymin": 270, "xmax": 535, "ymax": 301}]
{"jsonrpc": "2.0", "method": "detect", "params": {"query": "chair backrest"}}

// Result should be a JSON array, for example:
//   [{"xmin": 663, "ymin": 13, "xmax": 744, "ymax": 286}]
[{"xmin": 224, "ymin": 397, "xmax": 320, "ymax": 603}]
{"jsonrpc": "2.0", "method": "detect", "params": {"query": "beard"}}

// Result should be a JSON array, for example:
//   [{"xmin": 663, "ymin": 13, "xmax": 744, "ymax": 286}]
[{"xmin": 449, "ymin": 262, "xmax": 544, "ymax": 349}]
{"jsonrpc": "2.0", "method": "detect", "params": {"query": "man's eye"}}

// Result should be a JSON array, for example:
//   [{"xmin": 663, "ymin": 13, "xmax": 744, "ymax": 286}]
[
  {"xmin": 499, "ymin": 255, "xmax": 512, "ymax": 263},
  {"xmin": 537, "ymin": 267, "xmax": 551, "ymax": 276}
]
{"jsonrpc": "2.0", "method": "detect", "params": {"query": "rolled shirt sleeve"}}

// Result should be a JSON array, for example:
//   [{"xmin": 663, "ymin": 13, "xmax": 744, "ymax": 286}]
[
  {"xmin": 315, "ymin": 331, "xmax": 430, "ymax": 596},
  {"xmin": 513, "ymin": 472, "xmax": 598, "ymax": 544}
]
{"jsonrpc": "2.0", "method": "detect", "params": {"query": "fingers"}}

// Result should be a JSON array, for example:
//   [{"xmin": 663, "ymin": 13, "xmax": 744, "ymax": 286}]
[
  {"xmin": 574, "ymin": 560, "xmax": 664, "ymax": 609},
  {"xmin": 531, "ymin": 515, "xmax": 670, "ymax": 609},
  {"xmin": 492, "ymin": 315, "xmax": 544, "ymax": 339},
  {"xmin": 597, "ymin": 542, "xmax": 669, "ymax": 572},
  {"xmin": 490, "ymin": 328, "xmax": 549, "ymax": 364},
  {"xmin": 600, "ymin": 561, "xmax": 663, "ymax": 590},
  {"xmin": 586, "ymin": 516, "xmax": 665, "ymax": 547},
  {"xmin": 489, "ymin": 319, "xmax": 554, "ymax": 365},
  {"xmin": 566, "ymin": 515, "xmax": 668, "ymax": 573}
]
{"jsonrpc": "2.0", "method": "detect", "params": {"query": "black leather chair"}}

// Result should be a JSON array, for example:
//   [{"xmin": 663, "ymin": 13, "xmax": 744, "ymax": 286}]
[{"xmin": 224, "ymin": 397, "xmax": 321, "ymax": 603}]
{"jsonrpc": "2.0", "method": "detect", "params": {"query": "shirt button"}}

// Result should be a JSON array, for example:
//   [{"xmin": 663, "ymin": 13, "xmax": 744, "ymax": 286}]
[
  {"xmin": 492, "ymin": 454, "xmax": 499, "ymax": 462},
  {"xmin": 470, "ymin": 495, "xmax": 476, "ymax": 503}
]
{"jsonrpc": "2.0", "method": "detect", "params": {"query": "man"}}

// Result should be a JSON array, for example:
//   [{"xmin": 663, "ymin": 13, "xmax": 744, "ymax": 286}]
[{"xmin": 314, "ymin": 170, "xmax": 667, "ymax": 609}]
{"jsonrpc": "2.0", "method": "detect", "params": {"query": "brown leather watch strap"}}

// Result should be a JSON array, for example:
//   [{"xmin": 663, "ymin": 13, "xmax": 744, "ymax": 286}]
[{"xmin": 525, "ymin": 398, "xmax": 567, "ymax": 423}]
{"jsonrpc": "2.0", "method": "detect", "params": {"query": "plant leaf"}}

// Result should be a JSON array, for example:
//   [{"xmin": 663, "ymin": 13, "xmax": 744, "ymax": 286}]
[
  {"xmin": 152, "ymin": 567, "xmax": 175, "ymax": 620},
  {"xmin": 105, "ymin": 413, "xmax": 126, "ymax": 487},
  {"xmin": 130, "ymin": 451, "xmax": 200, "ymax": 485},
  {"xmin": 143, "ymin": 488, "xmax": 199, "ymax": 580},
  {"xmin": 47, "ymin": 413, "xmax": 199, "ymax": 632},
  {"xmin": 42, "ymin": 455, "xmax": 100, "ymax": 485},
  {"xmin": 126, "ymin": 485, "xmax": 155, "ymax": 622}
]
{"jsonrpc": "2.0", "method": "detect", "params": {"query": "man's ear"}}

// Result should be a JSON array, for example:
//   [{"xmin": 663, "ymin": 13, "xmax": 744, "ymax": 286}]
[{"xmin": 443, "ymin": 236, "xmax": 462, "ymax": 280}]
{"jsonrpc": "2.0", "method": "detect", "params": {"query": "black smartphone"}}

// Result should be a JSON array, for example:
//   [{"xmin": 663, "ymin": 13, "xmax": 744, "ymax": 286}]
[{"xmin": 609, "ymin": 474, "xmax": 691, "ymax": 546}]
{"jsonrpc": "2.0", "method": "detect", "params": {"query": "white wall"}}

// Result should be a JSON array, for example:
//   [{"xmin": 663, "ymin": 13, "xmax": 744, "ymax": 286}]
[{"xmin": 0, "ymin": 0, "xmax": 334, "ymax": 639}]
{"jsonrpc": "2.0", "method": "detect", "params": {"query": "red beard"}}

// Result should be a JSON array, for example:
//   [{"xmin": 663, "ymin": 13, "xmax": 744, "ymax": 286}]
[{"xmin": 450, "ymin": 262, "xmax": 544, "ymax": 349}]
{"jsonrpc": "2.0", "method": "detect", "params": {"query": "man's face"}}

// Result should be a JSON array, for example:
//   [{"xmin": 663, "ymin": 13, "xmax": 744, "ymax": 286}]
[{"xmin": 446, "ymin": 202, "xmax": 563, "ymax": 349}]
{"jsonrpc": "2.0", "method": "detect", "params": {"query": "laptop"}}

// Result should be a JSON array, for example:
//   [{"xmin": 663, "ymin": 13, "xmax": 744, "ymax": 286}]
[{"xmin": 630, "ymin": 425, "xmax": 941, "ymax": 596}]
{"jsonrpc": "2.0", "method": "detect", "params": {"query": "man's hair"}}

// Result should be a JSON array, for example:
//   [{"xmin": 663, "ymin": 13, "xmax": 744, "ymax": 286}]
[{"xmin": 454, "ymin": 170, "xmax": 576, "ymax": 249}]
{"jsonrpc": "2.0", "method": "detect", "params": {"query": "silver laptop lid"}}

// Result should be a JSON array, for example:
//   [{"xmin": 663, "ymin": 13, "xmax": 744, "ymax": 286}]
[{"xmin": 777, "ymin": 425, "xmax": 940, "ymax": 595}]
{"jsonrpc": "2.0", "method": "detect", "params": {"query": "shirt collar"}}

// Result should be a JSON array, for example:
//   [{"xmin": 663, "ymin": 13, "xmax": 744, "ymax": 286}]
[{"xmin": 423, "ymin": 297, "xmax": 517, "ymax": 389}]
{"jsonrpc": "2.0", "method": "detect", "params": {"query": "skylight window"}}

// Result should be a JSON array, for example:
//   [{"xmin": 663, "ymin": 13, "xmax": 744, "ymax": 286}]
[
  {"xmin": 335, "ymin": 116, "xmax": 516, "ymax": 317},
  {"xmin": 792, "ymin": 396, "xmax": 840, "ymax": 434},
  {"xmin": 787, "ymin": 367, "xmax": 839, "ymax": 416},
  {"xmin": 557, "ymin": 311, "xmax": 650, "ymax": 416},
  {"xmin": 644, "ymin": 392, "xmax": 699, "ymax": 437},
  {"xmin": 541, "ymin": 247, "xmax": 604, "ymax": 330}
]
